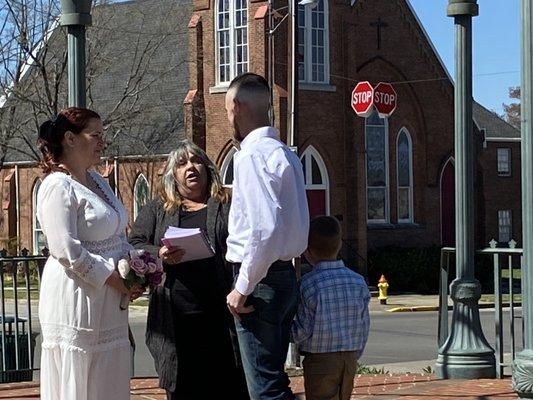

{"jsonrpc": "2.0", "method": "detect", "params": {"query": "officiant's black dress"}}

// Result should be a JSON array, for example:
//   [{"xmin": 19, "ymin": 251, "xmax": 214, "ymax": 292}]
[{"xmin": 129, "ymin": 198, "xmax": 249, "ymax": 400}]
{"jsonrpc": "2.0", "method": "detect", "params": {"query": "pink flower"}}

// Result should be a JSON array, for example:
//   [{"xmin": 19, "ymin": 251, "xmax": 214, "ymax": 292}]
[
  {"xmin": 147, "ymin": 262, "xmax": 158, "ymax": 274},
  {"xmin": 148, "ymin": 270, "xmax": 165, "ymax": 287},
  {"xmin": 130, "ymin": 257, "xmax": 148, "ymax": 277}
]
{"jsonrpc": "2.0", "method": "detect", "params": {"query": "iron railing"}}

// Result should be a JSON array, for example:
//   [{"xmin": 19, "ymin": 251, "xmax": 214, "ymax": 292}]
[
  {"xmin": 0, "ymin": 248, "xmax": 48, "ymax": 382},
  {"xmin": 438, "ymin": 240, "xmax": 523, "ymax": 378},
  {"xmin": 340, "ymin": 239, "xmax": 368, "ymax": 275}
]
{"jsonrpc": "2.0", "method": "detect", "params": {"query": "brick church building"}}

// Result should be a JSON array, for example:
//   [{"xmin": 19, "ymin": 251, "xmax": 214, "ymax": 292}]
[
  {"xmin": 0, "ymin": 0, "xmax": 521, "ymax": 273},
  {"xmin": 186, "ymin": 0, "xmax": 522, "ymax": 266}
]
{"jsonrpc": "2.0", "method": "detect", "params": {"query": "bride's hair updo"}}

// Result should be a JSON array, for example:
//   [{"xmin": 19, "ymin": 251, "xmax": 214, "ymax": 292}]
[{"xmin": 37, "ymin": 107, "xmax": 101, "ymax": 174}]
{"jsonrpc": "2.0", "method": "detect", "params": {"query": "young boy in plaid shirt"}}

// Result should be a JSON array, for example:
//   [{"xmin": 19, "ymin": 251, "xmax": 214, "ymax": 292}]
[{"xmin": 291, "ymin": 216, "xmax": 370, "ymax": 400}]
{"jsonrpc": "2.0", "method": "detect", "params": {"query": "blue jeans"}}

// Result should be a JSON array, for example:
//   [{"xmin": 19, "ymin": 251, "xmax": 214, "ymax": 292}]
[{"xmin": 234, "ymin": 264, "xmax": 298, "ymax": 400}]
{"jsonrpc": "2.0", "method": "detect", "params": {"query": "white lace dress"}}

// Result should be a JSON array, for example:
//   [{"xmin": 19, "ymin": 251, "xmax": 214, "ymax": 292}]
[{"xmin": 37, "ymin": 171, "xmax": 132, "ymax": 400}]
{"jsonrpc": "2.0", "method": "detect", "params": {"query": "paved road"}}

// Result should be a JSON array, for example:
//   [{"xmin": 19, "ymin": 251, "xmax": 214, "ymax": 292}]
[
  {"xmin": 129, "ymin": 308, "xmax": 523, "ymax": 376},
  {"xmin": 359, "ymin": 309, "xmax": 522, "ymax": 367},
  {"xmin": 9, "ymin": 305, "xmax": 523, "ymax": 378}
]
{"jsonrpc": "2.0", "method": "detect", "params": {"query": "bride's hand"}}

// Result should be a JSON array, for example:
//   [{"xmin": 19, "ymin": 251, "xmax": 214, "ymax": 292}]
[
  {"xmin": 129, "ymin": 284, "xmax": 145, "ymax": 301},
  {"xmin": 106, "ymin": 271, "xmax": 129, "ymax": 295}
]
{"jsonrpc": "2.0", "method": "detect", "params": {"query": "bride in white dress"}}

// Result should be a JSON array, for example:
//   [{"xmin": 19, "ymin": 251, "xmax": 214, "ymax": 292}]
[{"xmin": 36, "ymin": 108, "xmax": 141, "ymax": 400}]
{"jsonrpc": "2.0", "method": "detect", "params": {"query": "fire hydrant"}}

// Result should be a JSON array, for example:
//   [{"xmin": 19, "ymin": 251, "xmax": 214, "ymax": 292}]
[{"xmin": 378, "ymin": 275, "xmax": 389, "ymax": 305}]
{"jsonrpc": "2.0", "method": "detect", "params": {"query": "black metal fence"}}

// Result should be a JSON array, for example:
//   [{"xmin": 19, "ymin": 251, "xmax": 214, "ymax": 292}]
[
  {"xmin": 0, "ymin": 248, "xmax": 48, "ymax": 382},
  {"xmin": 438, "ymin": 241, "xmax": 523, "ymax": 379}
]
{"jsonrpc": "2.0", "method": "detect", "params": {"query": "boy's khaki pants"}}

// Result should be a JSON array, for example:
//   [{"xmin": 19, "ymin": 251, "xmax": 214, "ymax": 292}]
[{"xmin": 302, "ymin": 351, "xmax": 359, "ymax": 400}]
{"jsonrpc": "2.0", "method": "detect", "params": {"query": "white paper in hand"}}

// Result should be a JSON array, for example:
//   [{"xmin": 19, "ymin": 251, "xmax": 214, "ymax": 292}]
[{"xmin": 161, "ymin": 226, "xmax": 215, "ymax": 263}]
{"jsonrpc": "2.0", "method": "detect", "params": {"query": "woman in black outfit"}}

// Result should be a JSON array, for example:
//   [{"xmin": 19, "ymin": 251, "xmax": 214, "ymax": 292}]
[{"xmin": 129, "ymin": 140, "xmax": 249, "ymax": 400}]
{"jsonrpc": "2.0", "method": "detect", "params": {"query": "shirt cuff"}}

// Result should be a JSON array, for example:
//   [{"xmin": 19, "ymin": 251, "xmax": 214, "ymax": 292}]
[
  {"xmin": 74, "ymin": 253, "xmax": 116, "ymax": 290},
  {"xmin": 235, "ymin": 274, "xmax": 254, "ymax": 296}
]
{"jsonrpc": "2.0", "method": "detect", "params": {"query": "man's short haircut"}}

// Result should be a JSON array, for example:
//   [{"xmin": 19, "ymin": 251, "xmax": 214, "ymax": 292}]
[
  {"xmin": 228, "ymin": 73, "xmax": 271, "ymax": 113},
  {"xmin": 308, "ymin": 215, "xmax": 342, "ymax": 259},
  {"xmin": 229, "ymin": 72, "xmax": 270, "ymax": 94}
]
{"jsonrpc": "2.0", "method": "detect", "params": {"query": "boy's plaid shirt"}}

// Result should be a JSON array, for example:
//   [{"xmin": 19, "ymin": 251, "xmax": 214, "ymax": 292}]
[{"xmin": 291, "ymin": 260, "xmax": 370, "ymax": 354}]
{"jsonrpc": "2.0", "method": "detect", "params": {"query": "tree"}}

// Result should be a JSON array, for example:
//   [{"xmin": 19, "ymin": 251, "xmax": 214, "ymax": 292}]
[
  {"xmin": 503, "ymin": 86, "xmax": 520, "ymax": 129},
  {"xmin": 0, "ymin": 0, "xmax": 188, "ymax": 167},
  {"xmin": 0, "ymin": 0, "xmax": 63, "ymax": 164}
]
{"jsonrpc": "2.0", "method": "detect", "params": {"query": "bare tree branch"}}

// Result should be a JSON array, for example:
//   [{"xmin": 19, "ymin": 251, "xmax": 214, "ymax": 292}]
[{"xmin": 1, "ymin": 0, "xmax": 187, "ymax": 167}]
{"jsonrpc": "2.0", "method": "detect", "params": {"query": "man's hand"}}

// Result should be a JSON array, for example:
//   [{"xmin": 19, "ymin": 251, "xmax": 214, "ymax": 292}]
[{"xmin": 226, "ymin": 288, "xmax": 254, "ymax": 319}]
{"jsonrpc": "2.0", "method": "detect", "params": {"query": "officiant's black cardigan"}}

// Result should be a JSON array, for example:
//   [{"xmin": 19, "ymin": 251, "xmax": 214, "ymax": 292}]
[{"xmin": 128, "ymin": 197, "xmax": 235, "ymax": 392}]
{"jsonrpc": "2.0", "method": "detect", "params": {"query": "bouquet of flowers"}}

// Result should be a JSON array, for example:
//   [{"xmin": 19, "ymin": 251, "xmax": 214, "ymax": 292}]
[{"xmin": 118, "ymin": 249, "xmax": 165, "ymax": 310}]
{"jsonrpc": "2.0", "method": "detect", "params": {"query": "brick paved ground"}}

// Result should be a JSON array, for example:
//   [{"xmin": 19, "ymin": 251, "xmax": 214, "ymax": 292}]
[{"xmin": 0, "ymin": 375, "xmax": 518, "ymax": 399}]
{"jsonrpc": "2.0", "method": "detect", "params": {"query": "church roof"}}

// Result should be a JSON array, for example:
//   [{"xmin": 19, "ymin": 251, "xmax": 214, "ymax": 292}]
[
  {"xmin": 2, "ymin": 0, "xmax": 191, "ymax": 163},
  {"xmin": 473, "ymin": 101, "xmax": 520, "ymax": 140},
  {"xmin": 406, "ymin": 0, "xmax": 519, "ymax": 141}
]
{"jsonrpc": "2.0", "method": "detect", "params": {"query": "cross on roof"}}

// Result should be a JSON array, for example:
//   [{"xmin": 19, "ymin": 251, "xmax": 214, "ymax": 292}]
[{"xmin": 370, "ymin": 17, "xmax": 388, "ymax": 50}]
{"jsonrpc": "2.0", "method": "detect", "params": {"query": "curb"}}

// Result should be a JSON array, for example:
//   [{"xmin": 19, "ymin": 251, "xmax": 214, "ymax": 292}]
[
  {"xmin": 385, "ymin": 302, "xmax": 521, "ymax": 313},
  {"xmin": 386, "ymin": 306, "xmax": 439, "ymax": 312},
  {"xmin": 0, "ymin": 381, "xmax": 39, "ymax": 391}
]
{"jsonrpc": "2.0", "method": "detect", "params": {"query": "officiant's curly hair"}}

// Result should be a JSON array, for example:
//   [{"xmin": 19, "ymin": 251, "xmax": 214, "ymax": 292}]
[{"xmin": 160, "ymin": 140, "xmax": 230, "ymax": 212}]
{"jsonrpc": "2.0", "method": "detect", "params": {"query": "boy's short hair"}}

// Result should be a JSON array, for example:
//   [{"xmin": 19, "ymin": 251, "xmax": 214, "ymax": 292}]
[{"xmin": 308, "ymin": 216, "xmax": 342, "ymax": 259}]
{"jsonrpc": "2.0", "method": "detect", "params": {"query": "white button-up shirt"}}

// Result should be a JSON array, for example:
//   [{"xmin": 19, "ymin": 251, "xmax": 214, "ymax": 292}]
[{"xmin": 226, "ymin": 126, "xmax": 310, "ymax": 295}]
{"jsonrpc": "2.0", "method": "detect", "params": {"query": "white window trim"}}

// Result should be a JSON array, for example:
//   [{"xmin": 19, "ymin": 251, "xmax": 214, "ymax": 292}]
[
  {"xmin": 365, "ymin": 115, "xmax": 390, "ymax": 224},
  {"xmin": 497, "ymin": 147, "xmax": 511, "ymax": 177},
  {"xmin": 299, "ymin": 0, "xmax": 330, "ymax": 84},
  {"xmin": 214, "ymin": 0, "xmax": 249, "ymax": 85},
  {"xmin": 300, "ymin": 145, "xmax": 330, "ymax": 215},
  {"xmin": 221, "ymin": 146, "xmax": 238, "ymax": 188},
  {"xmin": 32, "ymin": 179, "xmax": 44, "ymax": 254},
  {"xmin": 396, "ymin": 128, "xmax": 414, "ymax": 224},
  {"xmin": 133, "ymin": 173, "xmax": 150, "ymax": 221}
]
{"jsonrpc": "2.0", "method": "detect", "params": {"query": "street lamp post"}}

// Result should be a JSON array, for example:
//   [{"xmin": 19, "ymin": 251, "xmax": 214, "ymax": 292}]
[
  {"xmin": 435, "ymin": 0, "xmax": 496, "ymax": 379},
  {"xmin": 267, "ymin": 0, "xmax": 317, "ymax": 147},
  {"xmin": 512, "ymin": 1, "xmax": 533, "ymax": 396},
  {"xmin": 288, "ymin": 0, "xmax": 298, "ymax": 149},
  {"xmin": 267, "ymin": 0, "xmax": 316, "ymax": 369},
  {"xmin": 59, "ymin": 0, "xmax": 92, "ymax": 107}
]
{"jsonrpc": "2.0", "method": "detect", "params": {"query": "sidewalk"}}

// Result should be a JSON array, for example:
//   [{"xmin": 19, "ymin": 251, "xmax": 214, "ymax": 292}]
[
  {"xmin": 368, "ymin": 293, "xmax": 509, "ymax": 313},
  {"xmin": 129, "ymin": 293, "xmax": 501, "ymax": 314},
  {"xmin": 0, "ymin": 375, "xmax": 518, "ymax": 399}
]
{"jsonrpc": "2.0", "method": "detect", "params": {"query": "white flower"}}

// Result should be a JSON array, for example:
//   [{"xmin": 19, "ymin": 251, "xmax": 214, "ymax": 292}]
[{"xmin": 118, "ymin": 259, "xmax": 130, "ymax": 279}]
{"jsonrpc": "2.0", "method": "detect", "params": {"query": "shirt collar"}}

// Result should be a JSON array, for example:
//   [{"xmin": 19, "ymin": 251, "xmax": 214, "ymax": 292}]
[
  {"xmin": 239, "ymin": 126, "xmax": 278, "ymax": 150},
  {"xmin": 314, "ymin": 260, "xmax": 346, "ymax": 270}
]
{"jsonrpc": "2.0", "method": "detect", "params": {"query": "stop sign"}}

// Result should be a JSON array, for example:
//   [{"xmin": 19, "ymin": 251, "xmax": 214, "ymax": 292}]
[
  {"xmin": 351, "ymin": 81, "xmax": 374, "ymax": 117},
  {"xmin": 373, "ymin": 82, "xmax": 397, "ymax": 118}
]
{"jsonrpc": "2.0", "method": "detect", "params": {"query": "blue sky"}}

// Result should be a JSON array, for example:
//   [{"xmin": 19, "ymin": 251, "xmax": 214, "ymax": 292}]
[{"xmin": 409, "ymin": 0, "xmax": 520, "ymax": 115}]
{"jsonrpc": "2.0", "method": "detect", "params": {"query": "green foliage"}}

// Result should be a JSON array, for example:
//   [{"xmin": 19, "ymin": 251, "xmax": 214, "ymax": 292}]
[
  {"xmin": 368, "ymin": 246, "xmax": 442, "ymax": 294},
  {"xmin": 368, "ymin": 246, "xmax": 496, "ymax": 294},
  {"xmin": 356, "ymin": 363, "xmax": 389, "ymax": 375},
  {"xmin": 422, "ymin": 365, "xmax": 434, "ymax": 374},
  {"xmin": 125, "ymin": 273, "xmax": 145, "ymax": 289}
]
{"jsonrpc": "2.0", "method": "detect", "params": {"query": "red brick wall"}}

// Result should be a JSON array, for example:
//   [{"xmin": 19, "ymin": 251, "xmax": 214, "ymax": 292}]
[
  {"xmin": 189, "ymin": 0, "xmax": 464, "ymax": 270},
  {"xmin": 0, "ymin": 0, "xmax": 523, "ymax": 273},
  {"xmin": 479, "ymin": 141, "xmax": 522, "ymax": 246},
  {"xmin": 6, "ymin": 160, "xmax": 166, "ymax": 253}
]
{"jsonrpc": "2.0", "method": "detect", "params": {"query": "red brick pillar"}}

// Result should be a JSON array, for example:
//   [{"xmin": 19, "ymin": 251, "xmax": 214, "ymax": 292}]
[{"xmin": 184, "ymin": 13, "xmax": 206, "ymax": 150}]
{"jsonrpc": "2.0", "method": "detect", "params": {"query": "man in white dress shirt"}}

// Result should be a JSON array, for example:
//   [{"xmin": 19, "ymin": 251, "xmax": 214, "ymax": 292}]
[{"xmin": 225, "ymin": 73, "xmax": 309, "ymax": 400}]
